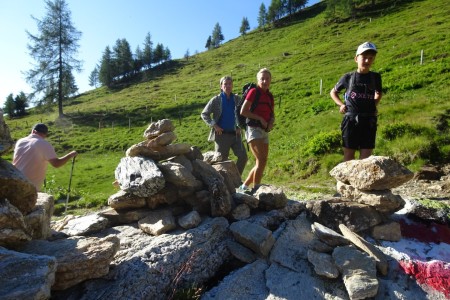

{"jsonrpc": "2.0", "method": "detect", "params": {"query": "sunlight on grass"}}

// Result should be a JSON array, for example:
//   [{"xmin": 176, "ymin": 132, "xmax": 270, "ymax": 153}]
[{"xmin": 4, "ymin": 0, "xmax": 449, "ymax": 214}]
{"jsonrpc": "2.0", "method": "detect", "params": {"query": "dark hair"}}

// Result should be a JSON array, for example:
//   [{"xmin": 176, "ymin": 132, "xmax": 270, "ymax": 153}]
[{"xmin": 32, "ymin": 123, "xmax": 48, "ymax": 134}]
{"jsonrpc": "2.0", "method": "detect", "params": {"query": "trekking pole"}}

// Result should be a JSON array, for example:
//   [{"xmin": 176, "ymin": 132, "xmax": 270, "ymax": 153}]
[{"xmin": 64, "ymin": 157, "xmax": 76, "ymax": 215}]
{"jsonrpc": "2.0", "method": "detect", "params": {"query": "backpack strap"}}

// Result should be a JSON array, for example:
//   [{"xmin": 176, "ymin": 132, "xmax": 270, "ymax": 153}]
[
  {"xmin": 345, "ymin": 71, "xmax": 356, "ymax": 102},
  {"xmin": 346, "ymin": 71, "xmax": 377, "ymax": 100},
  {"xmin": 250, "ymin": 88, "xmax": 260, "ymax": 112}
]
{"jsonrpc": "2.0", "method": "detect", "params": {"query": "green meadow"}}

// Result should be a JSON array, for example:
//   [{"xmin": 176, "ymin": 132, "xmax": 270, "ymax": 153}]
[{"xmin": 4, "ymin": 0, "xmax": 449, "ymax": 214}]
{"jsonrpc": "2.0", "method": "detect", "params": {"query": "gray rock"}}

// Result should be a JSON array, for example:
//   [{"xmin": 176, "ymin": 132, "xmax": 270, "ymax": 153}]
[
  {"xmin": 114, "ymin": 156, "xmax": 165, "ymax": 197},
  {"xmin": 60, "ymin": 214, "xmax": 110, "ymax": 236},
  {"xmin": 202, "ymin": 259, "xmax": 269, "ymax": 300},
  {"xmin": 107, "ymin": 190, "xmax": 147, "ymax": 210},
  {"xmin": 138, "ymin": 209, "xmax": 176, "ymax": 235},
  {"xmin": 265, "ymin": 262, "xmax": 348, "ymax": 300},
  {"xmin": 24, "ymin": 193, "xmax": 54, "ymax": 240},
  {"xmin": 307, "ymin": 249, "xmax": 340, "ymax": 278},
  {"xmin": 178, "ymin": 210, "xmax": 201, "ymax": 229},
  {"xmin": 226, "ymin": 240, "xmax": 257, "ymax": 263},
  {"xmin": 146, "ymin": 131, "xmax": 177, "ymax": 147},
  {"xmin": 67, "ymin": 218, "xmax": 231, "ymax": 300},
  {"xmin": 192, "ymin": 159, "xmax": 232, "ymax": 217},
  {"xmin": 0, "ymin": 112, "xmax": 14, "ymax": 156},
  {"xmin": 158, "ymin": 161, "xmax": 203, "ymax": 190},
  {"xmin": 212, "ymin": 160, "xmax": 241, "ymax": 195},
  {"xmin": 371, "ymin": 221, "xmax": 402, "ymax": 242},
  {"xmin": 0, "ymin": 158, "xmax": 37, "ymax": 215},
  {"xmin": 253, "ymin": 184, "xmax": 288, "ymax": 210},
  {"xmin": 231, "ymin": 203, "xmax": 251, "ymax": 221},
  {"xmin": 339, "ymin": 224, "xmax": 389, "ymax": 276},
  {"xmin": 307, "ymin": 199, "xmax": 383, "ymax": 232},
  {"xmin": 336, "ymin": 181, "xmax": 405, "ymax": 214},
  {"xmin": 0, "ymin": 198, "xmax": 31, "ymax": 248},
  {"xmin": 0, "ymin": 246, "xmax": 56, "ymax": 300},
  {"xmin": 230, "ymin": 220, "xmax": 275, "ymax": 257},
  {"xmin": 311, "ymin": 222, "xmax": 349, "ymax": 247},
  {"xmin": 270, "ymin": 213, "xmax": 315, "ymax": 271},
  {"xmin": 233, "ymin": 190, "xmax": 259, "ymax": 209},
  {"xmin": 19, "ymin": 235, "xmax": 120, "ymax": 291},
  {"xmin": 330, "ymin": 156, "xmax": 414, "ymax": 190},
  {"xmin": 333, "ymin": 245, "xmax": 378, "ymax": 300},
  {"xmin": 143, "ymin": 119, "xmax": 175, "ymax": 139}
]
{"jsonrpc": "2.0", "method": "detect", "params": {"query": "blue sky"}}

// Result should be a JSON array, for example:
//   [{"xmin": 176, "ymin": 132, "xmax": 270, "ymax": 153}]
[{"xmin": 0, "ymin": 0, "xmax": 318, "ymax": 108}]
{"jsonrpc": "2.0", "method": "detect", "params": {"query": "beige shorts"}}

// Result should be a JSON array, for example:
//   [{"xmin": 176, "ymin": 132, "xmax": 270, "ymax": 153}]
[{"xmin": 246, "ymin": 126, "xmax": 269, "ymax": 144}]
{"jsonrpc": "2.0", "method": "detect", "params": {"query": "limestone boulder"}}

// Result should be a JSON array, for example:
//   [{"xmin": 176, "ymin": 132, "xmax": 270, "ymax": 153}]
[
  {"xmin": 0, "ymin": 158, "xmax": 37, "ymax": 215},
  {"xmin": 23, "ymin": 192, "xmax": 54, "ymax": 240},
  {"xmin": 19, "ymin": 235, "xmax": 120, "ymax": 291},
  {"xmin": 0, "ymin": 246, "xmax": 56, "ymax": 299},
  {"xmin": 330, "ymin": 156, "xmax": 414, "ymax": 190},
  {"xmin": 0, "ymin": 198, "xmax": 31, "ymax": 248},
  {"xmin": 114, "ymin": 156, "xmax": 165, "ymax": 197},
  {"xmin": 0, "ymin": 112, "xmax": 14, "ymax": 156},
  {"xmin": 143, "ymin": 119, "xmax": 175, "ymax": 139}
]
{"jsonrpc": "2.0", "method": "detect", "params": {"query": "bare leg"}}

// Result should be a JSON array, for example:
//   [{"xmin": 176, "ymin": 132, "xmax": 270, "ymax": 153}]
[
  {"xmin": 343, "ymin": 147, "xmax": 356, "ymax": 161},
  {"xmin": 243, "ymin": 139, "xmax": 269, "ymax": 187},
  {"xmin": 359, "ymin": 148, "xmax": 373, "ymax": 159}
]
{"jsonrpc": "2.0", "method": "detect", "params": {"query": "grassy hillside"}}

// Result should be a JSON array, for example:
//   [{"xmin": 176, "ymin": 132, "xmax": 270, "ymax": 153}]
[{"xmin": 4, "ymin": 0, "xmax": 450, "ymax": 214}]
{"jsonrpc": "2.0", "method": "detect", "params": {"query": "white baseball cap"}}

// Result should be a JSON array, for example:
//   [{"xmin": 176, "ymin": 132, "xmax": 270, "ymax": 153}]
[{"xmin": 356, "ymin": 42, "xmax": 377, "ymax": 56}]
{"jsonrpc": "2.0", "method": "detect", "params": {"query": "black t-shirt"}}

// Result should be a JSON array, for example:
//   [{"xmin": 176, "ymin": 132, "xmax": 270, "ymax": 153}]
[{"xmin": 335, "ymin": 71, "xmax": 382, "ymax": 114}]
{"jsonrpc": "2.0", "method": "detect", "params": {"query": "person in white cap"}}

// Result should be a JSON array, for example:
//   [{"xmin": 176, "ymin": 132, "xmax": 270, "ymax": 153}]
[
  {"xmin": 13, "ymin": 123, "xmax": 78, "ymax": 191},
  {"xmin": 330, "ymin": 42, "xmax": 383, "ymax": 161}
]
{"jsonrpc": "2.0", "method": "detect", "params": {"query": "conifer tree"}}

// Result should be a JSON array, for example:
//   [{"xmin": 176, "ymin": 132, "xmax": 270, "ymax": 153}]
[
  {"xmin": 14, "ymin": 92, "xmax": 29, "ymax": 117},
  {"xmin": 211, "ymin": 23, "xmax": 224, "ymax": 48},
  {"xmin": 3, "ymin": 94, "xmax": 16, "ymax": 118},
  {"xmin": 89, "ymin": 65, "xmax": 100, "ymax": 88},
  {"xmin": 26, "ymin": 0, "xmax": 82, "ymax": 117},
  {"xmin": 240, "ymin": 17, "xmax": 250, "ymax": 35},
  {"xmin": 205, "ymin": 36, "xmax": 212, "ymax": 50},
  {"xmin": 99, "ymin": 46, "xmax": 114, "ymax": 87},
  {"xmin": 142, "ymin": 32, "xmax": 153, "ymax": 69},
  {"xmin": 258, "ymin": 3, "xmax": 268, "ymax": 28}
]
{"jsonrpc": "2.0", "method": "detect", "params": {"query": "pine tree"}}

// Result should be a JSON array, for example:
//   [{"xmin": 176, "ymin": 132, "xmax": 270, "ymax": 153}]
[
  {"xmin": 153, "ymin": 43, "xmax": 164, "ymax": 65},
  {"xmin": 205, "ymin": 36, "xmax": 212, "ymax": 50},
  {"xmin": 3, "ymin": 94, "xmax": 16, "ymax": 118},
  {"xmin": 134, "ymin": 45, "xmax": 144, "ymax": 74},
  {"xmin": 113, "ymin": 38, "xmax": 133, "ymax": 79},
  {"xmin": 258, "ymin": 3, "xmax": 267, "ymax": 28},
  {"xmin": 26, "ymin": 0, "xmax": 82, "ymax": 117},
  {"xmin": 211, "ymin": 23, "xmax": 224, "ymax": 48},
  {"xmin": 240, "ymin": 17, "xmax": 250, "ymax": 35},
  {"xmin": 14, "ymin": 92, "xmax": 29, "ymax": 117},
  {"xmin": 142, "ymin": 32, "xmax": 153, "ymax": 69},
  {"xmin": 99, "ymin": 46, "xmax": 114, "ymax": 87},
  {"xmin": 89, "ymin": 65, "xmax": 100, "ymax": 88}
]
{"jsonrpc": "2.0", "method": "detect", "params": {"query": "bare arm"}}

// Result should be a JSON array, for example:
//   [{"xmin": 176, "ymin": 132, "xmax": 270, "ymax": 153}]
[
  {"xmin": 374, "ymin": 91, "xmax": 382, "ymax": 106},
  {"xmin": 240, "ymin": 100, "xmax": 268, "ymax": 129},
  {"xmin": 330, "ymin": 87, "xmax": 347, "ymax": 114},
  {"xmin": 48, "ymin": 151, "xmax": 78, "ymax": 168}
]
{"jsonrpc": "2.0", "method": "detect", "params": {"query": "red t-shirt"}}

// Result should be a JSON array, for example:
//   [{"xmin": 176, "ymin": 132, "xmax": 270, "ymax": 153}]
[{"xmin": 245, "ymin": 87, "xmax": 274, "ymax": 122}]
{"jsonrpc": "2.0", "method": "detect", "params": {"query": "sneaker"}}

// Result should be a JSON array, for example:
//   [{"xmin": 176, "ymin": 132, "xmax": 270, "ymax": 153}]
[{"xmin": 237, "ymin": 184, "xmax": 251, "ymax": 194}]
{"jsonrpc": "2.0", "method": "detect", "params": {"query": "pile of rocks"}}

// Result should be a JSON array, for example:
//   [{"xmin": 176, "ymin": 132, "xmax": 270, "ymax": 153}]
[
  {"xmin": 89, "ymin": 118, "xmax": 287, "ymax": 236},
  {"xmin": 0, "ymin": 118, "xmax": 120, "ymax": 298},
  {"xmin": 2, "ymin": 116, "xmax": 448, "ymax": 299}
]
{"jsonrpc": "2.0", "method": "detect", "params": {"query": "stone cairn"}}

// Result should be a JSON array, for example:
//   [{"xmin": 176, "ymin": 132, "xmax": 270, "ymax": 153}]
[
  {"xmin": 3, "ymin": 116, "xmax": 433, "ymax": 300},
  {"xmin": 101, "ymin": 118, "xmax": 289, "ymax": 235}
]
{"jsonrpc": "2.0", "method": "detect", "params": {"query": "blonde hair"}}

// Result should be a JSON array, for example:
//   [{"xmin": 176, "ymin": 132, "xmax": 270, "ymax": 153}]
[{"xmin": 257, "ymin": 68, "xmax": 271, "ymax": 80}]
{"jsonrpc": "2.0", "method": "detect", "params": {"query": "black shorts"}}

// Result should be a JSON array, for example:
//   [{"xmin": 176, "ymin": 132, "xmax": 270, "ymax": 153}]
[{"xmin": 341, "ymin": 115, "xmax": 377, "ymax": 149}]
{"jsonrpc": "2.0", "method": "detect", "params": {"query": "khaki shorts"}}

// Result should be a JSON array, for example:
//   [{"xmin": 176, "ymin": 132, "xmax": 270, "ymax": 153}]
[{"xmin": 246, "ymin": 126, "xmax": 269, "ymax": 144}]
